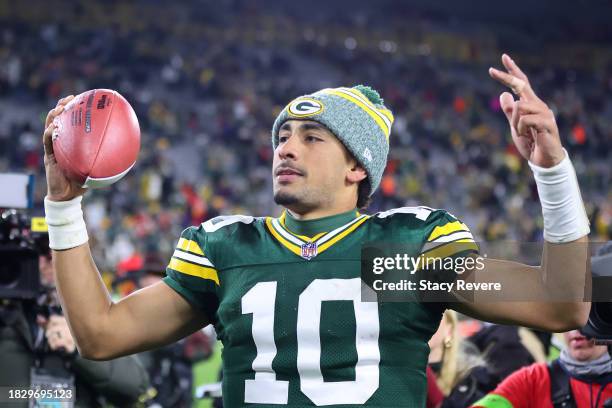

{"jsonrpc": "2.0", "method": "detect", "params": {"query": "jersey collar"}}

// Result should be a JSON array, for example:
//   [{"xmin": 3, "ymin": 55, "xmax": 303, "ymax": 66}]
[
  {"xmin": 282, "ymin": 209, "xmax": 360, "ymax": 238},
  {"xmin": 266, "ymin": 209, "xmax": 369, "ymax": 260}
]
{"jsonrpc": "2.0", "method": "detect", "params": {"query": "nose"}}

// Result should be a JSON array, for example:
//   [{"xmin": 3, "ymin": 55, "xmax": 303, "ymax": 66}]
[{"xmin": 276, "ymin": 134, "xmax": 299, "ymax": 161}]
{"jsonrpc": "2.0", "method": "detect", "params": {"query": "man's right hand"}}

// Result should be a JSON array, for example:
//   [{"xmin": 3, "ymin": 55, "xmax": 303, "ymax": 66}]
[{"xmin": 43, "ymin": 95, "xmax": 88, "ymax": 202}]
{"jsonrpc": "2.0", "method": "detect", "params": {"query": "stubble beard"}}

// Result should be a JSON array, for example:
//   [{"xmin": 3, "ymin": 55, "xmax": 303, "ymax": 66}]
[{"xmin": 274, "ymin": 185, "xmax": 321, "ymax": 213}]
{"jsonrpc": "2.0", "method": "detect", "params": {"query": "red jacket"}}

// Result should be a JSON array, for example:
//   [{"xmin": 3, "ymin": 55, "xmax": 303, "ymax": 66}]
[{"xmin": 472, "ymin": 362, "xmax": 612, "ymax": 408}]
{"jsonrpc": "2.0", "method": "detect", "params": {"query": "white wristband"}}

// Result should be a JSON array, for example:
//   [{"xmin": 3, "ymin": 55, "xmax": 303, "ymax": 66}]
[
  {"xmin": 44, "ymin": 195, "xmax": 89, "ymax": 250},
  {"xmin": 528, "ymin": 149, "xmax": 590, "ymax": 243}
]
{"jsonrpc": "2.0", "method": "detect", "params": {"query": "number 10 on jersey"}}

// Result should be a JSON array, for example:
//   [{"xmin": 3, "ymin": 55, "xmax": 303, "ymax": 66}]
[{"xmin": 242, "ymin": 278, "xmax": 381, "ymax": 405}]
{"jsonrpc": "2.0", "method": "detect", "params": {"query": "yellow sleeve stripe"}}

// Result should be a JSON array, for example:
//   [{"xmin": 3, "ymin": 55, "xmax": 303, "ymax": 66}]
[
  {"xmin": 177, "ymin": 238, "xmax": 204, "ymax": 256},
  {"xmin": 168, "ymin": 258, "xmax": 219, "ymax": 285},
  {"xmin": 427, "ymin": 221, "xmax": 471, "ymax": 242},
  {"xmin": 429, "ymin": 230, "xmax": 474, "ymax": 243},
  {"xmin": 422, "ymin": 239, "xmax": 479, "ymax": 260}
]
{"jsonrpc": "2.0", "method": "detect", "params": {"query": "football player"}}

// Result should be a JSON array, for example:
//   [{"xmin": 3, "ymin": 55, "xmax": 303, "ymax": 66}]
[{"xmin": 43, "ymin": 54, "xmax": 590, "ymax": 407}]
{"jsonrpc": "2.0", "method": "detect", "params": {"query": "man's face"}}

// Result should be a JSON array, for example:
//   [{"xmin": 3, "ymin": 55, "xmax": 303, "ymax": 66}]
[
  {"xmin": 272, "ymin": 120, "xmax": 358, "ymax": 213},
  {"xmin": 564, "ymin": 330, "xmax": 609, "ymax": 362}
]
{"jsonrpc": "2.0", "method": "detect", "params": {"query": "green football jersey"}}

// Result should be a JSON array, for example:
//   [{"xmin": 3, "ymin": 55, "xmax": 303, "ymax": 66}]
[{"xmin": 164, "ymin": 207, "xmax": 477, "ymax": 407}]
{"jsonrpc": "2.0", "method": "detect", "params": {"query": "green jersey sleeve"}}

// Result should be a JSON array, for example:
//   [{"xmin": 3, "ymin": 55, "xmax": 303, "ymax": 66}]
[
  {"xmin": 163, "ymin": 225, "xmax": 220, "ymax": 320},
  {"xmin": 417, "ymin": 209, "xmax": 480, "ymax": 306},
  {"xmin": 421, "ymin": 209, "xmax": 480, "ymax": 264}
]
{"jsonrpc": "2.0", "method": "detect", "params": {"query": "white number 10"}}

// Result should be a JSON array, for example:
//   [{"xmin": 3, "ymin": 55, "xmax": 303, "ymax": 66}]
[{"xmin": 241, "ymin": 278, "xmax": 380, "ymax": 406}]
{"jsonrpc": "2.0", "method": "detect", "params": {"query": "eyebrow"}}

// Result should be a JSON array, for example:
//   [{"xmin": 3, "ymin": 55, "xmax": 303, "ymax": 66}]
[{"xmin": 280, "ymin": 122, "xmax": 329, "ymax": 134}]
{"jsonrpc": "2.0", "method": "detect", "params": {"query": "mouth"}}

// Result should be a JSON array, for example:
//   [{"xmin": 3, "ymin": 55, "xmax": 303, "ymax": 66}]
[
  {"xmin": 275, "ymin": 166, "xmax": 304, "ymax": 183},
  {"xmin": 568, "ymin": 334, "xmax": 593, "ymax": 348}
]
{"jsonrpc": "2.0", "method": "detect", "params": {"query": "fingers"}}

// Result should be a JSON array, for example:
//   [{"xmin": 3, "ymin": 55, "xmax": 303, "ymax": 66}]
[
  {"xmin": 489, "ymin": 67, "xmax": 528, "ymax": 96},
  {"xmin": 517, "ymin": 112, "xmax": 556, "ymax": 136},
  {"xmin": 46, "ymin": 315, "xmax": 65, "ymax": 328},
  {"xmin": 489, "ymin": 55, "xmax": 541, "ymax": 102},
  {"xmin": 46, "ymin": 331, "xmax": 74, "ymax": 352},
  {"xmin": 44, "ymin": 95, "xmax": 74, "ymax": 127},
  {"xmin": 501, "ymin": 53, "xmax": 527, "ymax": 81},
  {"xmin": 43, "ymin": 95, "xmax": 74, "ymax": 155},
  {"xmin": 500, "ymin": 93, "xmax": 545, "ymax": 128},
  {"xmin": 499, "ymin": 92, "xmax": 515, "ymax": 123},
  {"xmin": 45, "ymin": 315, "xmax": 75, "ymax": 352},
  {"xmin": 43, "ymin": 123, "xmax": 55, "ymax": 156}
]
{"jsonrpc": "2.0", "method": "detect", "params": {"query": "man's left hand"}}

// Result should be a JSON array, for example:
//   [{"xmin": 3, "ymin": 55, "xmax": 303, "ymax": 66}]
[{"xmin": 489, "ymin": 53, "xmax": 565, "ymax": 168}]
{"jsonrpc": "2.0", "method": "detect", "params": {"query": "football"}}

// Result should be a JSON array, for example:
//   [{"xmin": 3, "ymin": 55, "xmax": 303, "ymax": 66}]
[{"xmin": 52, "ymin": 89, "xmax": 140, "ymax": 188}]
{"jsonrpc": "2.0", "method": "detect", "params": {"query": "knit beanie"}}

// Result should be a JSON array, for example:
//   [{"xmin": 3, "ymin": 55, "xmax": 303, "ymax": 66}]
[{"xmin": 271, "ymin": 85, "xmax": 393, "ymax": 196}]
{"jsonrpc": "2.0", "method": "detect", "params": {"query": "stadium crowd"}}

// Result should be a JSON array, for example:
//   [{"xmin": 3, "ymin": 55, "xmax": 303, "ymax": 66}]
[{"xmin": 0, "ymin": 0, "xmax": 610, "ymax": 406}]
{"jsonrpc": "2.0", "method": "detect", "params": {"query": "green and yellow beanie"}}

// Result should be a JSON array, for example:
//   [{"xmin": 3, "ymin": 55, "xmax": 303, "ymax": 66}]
[{"xmin": 272, "ymin": 85, "xmax": 394, "ymax": 196}]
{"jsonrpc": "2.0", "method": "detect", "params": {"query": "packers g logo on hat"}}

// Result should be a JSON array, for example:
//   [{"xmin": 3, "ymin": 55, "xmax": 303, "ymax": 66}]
[{"xmin": 287, "ymin": 98, "xmax": 324, "ymax": 117}]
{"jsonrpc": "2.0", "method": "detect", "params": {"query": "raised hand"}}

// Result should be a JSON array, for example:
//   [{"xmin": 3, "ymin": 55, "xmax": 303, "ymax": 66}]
[
  {"xmin": 489, "ymin": 54, "xmax": 565, "ymax": 168},
  {"xmin": 43, "ymin": 95, "xmax": 88, "ymax": 201}
]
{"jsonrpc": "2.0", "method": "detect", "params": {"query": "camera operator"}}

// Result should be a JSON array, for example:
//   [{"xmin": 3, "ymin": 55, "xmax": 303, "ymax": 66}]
[{"xmin": 0, "ymin": 212, "xmax": 151, "ymax": 407}]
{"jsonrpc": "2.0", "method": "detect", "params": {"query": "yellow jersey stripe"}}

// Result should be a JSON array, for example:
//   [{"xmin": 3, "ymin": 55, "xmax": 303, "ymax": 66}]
[
  {"xmin": 293, "ymin": 231, "xmax": 327, "ymax": 242},
  {"xmin": 168, "ymin": 258, "xmax": 219, "ymax": 285},
  {"xmin": 422, "ymin": 239, "xmax": 479, "ymax": 259},
  {"xmin": 265, "ymin": 217, "xmax": 302, "ymax": 256},
  {"xmin": 427, "ymin": 221, "xmax": 470, "ymax": 242},
  {"xmin": 317, "ymin": 215, "xmax": 370, "ymax": 253},
  {"xmin": 177, "ymin": 238, "xmax": 204, "ymax": 255},
  {"xmin": 278, "ymin": 212, "xmax": 327, "ymax": 242},
  {"xmin": 320, "ymin": 89, "xmax": 390, "ymax": 138}
]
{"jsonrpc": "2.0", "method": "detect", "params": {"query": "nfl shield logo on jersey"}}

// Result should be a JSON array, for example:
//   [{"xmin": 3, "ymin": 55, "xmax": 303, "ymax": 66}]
[{"xmin": 301, "ymin": 242, "xmax": 318, "ymax": 260}]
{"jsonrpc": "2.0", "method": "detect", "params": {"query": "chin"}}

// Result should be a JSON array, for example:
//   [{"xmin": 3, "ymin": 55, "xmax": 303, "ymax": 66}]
[{"xmin": 273, "ymin": 190, "xmax": 300, "ymax": 206}]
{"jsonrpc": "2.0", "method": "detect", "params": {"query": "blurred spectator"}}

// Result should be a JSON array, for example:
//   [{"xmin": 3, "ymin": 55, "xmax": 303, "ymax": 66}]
[
  {"xmin": 472, "ymin": 330, "xmax": 612, "ymax": 408},
  {"xmin": 428, "ymin": 310, "xmax": 497, "ymax": 407},
  {"xmin": 469, "ymin": 325, "xmax": 550, "ymax": 385}
]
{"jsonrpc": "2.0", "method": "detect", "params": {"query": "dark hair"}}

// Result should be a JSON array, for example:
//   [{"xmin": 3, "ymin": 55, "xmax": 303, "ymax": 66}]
[{"xmin": 356, "ymin": 179, "xmax": 372, "ymax": 209}]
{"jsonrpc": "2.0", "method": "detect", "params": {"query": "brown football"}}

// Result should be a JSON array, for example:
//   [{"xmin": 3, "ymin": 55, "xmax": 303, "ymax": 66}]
[{"xmin": 52, "ymin": 89, "xmax": 140, "ymax": 188}]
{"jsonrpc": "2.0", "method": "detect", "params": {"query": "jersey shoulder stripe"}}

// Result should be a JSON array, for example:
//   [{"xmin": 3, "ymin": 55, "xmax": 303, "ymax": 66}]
[
  {"xmin": 168, "ymin": 258, "xmax": 219, "ymax": 285},
  {"xmin": 177, "ymin": 237, "xmax": 204, "ymax": 255},
  {"xmin": 419, "ymin": 210, "xmax": 479, "ymax": 263},
  {"xmin": 167, "ymin": 226, "xmax": 220, "ymax": 285},
  {"xmin": 426, "ymin": 220, "xmax": 472, "ymax": 243}
]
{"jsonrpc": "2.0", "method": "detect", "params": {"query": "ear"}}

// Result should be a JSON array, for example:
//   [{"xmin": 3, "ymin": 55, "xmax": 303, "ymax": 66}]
[{"xmin": 346, "ymin": 162, "xmax": 367, "ymax": 184}]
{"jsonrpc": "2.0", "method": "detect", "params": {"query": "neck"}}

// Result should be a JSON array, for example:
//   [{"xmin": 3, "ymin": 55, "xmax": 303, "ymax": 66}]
[{"xmin": 285, "ymin": 198, "xmax": 358, "ymax": 221}]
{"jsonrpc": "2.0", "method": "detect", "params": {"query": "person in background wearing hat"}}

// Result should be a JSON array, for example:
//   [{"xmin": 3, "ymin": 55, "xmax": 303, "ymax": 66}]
[{"xmin": 43, "ymin": 54, "xmax": 591, "ymax": 406}]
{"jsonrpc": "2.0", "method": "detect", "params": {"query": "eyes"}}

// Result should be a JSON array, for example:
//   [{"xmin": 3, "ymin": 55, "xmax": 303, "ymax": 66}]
[{"xmin": 278, "ymin": 134, "xmax": 323, "ymax": 144}]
